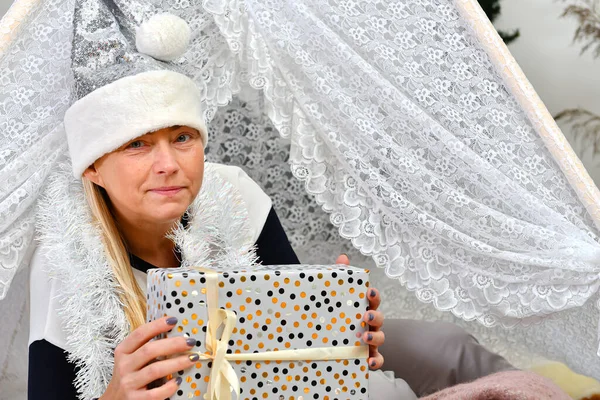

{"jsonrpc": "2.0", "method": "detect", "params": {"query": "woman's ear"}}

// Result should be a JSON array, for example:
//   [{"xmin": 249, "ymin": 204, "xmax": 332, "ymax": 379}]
[{"xmin": 83, "ymin": 164, "xmax": 105, "ymax": 188}]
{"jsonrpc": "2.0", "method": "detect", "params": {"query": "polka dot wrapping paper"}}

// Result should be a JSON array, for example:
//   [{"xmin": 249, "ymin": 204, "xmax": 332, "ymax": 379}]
[{"xmin": 147, "ymin": 265, "xmax": 370, "ymax": 400}]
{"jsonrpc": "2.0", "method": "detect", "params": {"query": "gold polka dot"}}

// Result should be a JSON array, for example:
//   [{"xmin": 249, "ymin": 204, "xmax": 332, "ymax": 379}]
[
  {"xmin": 175, "ymin": 281, "xmax": 181, "ymax": 287},
  {"xmin": 280, "ymin": 302, "xmax": 287, "ymax": 309},
  {"xmin": 275, "ymin": 312, "xmax": 281, "ymax": 318},
  {"xmin": 276, "ymin": 327, "xmax": 283, "ymax": 333},
  {"xmin": 182, "ymin": 291, "xmax": 188, "ymax": 297},
  {"xmin": 356, "ymin": 313, "xmax": 362, "ymax": 319},
  {"xmin": 256, "ymin": 310, "xmax": 262, "ymax": 316},
  {"xmin": 300, "ymin": 292, "xmax": 306, "ymax": 298},
  {"xmin": 268, "ymin": 333, "xmax": 274, "ymax": 340},
  {"xmin": 189, "ymin": 279, "xmax": 195, "ymax": 285},
  {"xmin": 359, "ymin": 292, "xmax": 365, "ymax": 299},
  {"xmin": 317, "ymin": 273, "xmax": 323, "ymax": 279},
  {"xmin": 325, "ymin": 281, "xmax": 330, "ymax": 287},
  {"xmin": 301, "ymin": 314, "xmax": 307, "ymax": 320},
  {"xmin": 191, "ymin": 383, "xmax": 197, "ymax": 389},
  {"xmin": 218, "ymin": 282, "xmax": 224, "ymax": 288},
  {"xmin": 304, "ymin": 387, "xmax": 310, "ymax": 393},
  {"xmin": 240, "ymin": 305, "xmax": 246, "ymax": 312},
  {"xmin": 256, "ymin": 363, "xmax": 261, "ymax": 369},
  {"xmin": 192, "ymin": 327, "xmax": 198, "ymax": 334},
  {"xmin": 307, "ymin": 322, "xmax": 313, "ymax": 328},
  {"xmin": 349, "ymin": 288, "xmax": 355, "ymax": 294},
  {"xmin": 274, "ymin": 281, "xmax": 280, "ymax": 288},
  {"xmin": 253, "ymin": 322, "xmax": 259, "ymax": 329},
  {"xmin": 294, "ymin": 280, "xmax": 301, "ymax": 287},
  {"xmin": 284, "ymin": 277, "xmax": 290, "ymax": 284},
  {"xmin": 197, "ymin": 319, "xmax": 204, "ymax": 326},
  {"xmin": 264, "ymin": 274, "xmax": 270, "ymax": 280},
  {"xmin": 331, "ymin": 290, "xmax": 337, "ymax": 297},
  {"xmin": 236, "ymin": 289, "xmax": 242, "ymax": 295},
  {"xmin": 338, "ymin": 279, "xmax": 344, "ymax": 285},
  {"xmin": 294, "ymin": 321, "xmax": 300, "ymax": 328},
  {"xmin": 191, "ymin": 313, "xmax": 198, "ymax": 320},
  {"xmin": 258, "ymin": 342, "xmax": 264, "ymax": 349},
  {"xmin": 346, "ymin": 318, "xmax": 352, "ymax": 324},
  {"xmin": 182, "ymin": 319, "xmax": 189, "ymax": 325},
  {"xmin": 262, "ymin": 371, "xmax": 268, "ymax": 378},
  {"xmin": 226, "ymin": 302, "xmax": 232, "ymax": 308},
  {"xmin": 186, "ymin": 376, "xmax": 192, "ymax": 383},
  {"xmin": 241, "ymin": 276, "xmax": 247, "ymax": 282},
  {"xmin": 241, "ymin": 376, "xmax": 247, "ymax": 382},
  {"xmin": 177, "ymin": 326, "xmax": 183, "ymax": 332},
  {"xmin": 294, "ymin": 305, "xmax": 300, "ymax": 311},
  {"xmin": 332, "ymin": 317, "xmax": 337, "ymax": 323},
  {"xmin": 326, "ymin": 324, "xmax": 332, "ymax": 330},
  {"xmin": 312, "ymin": 333, "xmax": 318, "ymax": 339},
  {"xmin": 246, "ymin": 297, "xmax": 252, "ymax": 304},
  {"xmin": 322, "ymin": 337, "xmax": 329, "ymax": 343}
]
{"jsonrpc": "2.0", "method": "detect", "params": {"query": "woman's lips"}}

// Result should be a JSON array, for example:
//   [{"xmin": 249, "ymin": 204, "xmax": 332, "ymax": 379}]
[{"xmin": 149, "ymin": 186, "xmax": 183, "ymax": 196}]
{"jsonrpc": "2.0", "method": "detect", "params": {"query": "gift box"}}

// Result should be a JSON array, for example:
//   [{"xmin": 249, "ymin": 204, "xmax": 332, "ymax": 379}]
[{"xmin": 147, "ymin": 265, "xmax": 370, "ymax": 400}]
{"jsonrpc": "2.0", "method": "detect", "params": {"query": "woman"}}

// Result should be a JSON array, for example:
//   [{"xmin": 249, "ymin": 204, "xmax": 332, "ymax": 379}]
[{"xmin": 28, "ymin": 64, "xmax": 411, "ymax": 398}]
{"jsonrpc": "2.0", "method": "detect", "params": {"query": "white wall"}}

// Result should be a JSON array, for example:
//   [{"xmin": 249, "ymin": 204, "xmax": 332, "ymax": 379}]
[
  {"xmin": 1, "ymin": 0, "xmax": 600, "ymax": 181},
  {"xmin": 0, "ymin": 0, "xmax": 12, "ymax": 17}
]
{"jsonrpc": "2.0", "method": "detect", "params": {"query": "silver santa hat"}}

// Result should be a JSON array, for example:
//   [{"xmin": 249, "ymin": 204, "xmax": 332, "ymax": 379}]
[{"xmin": 64, "ymin": 0, "xmax": 208, "ymax": 178}]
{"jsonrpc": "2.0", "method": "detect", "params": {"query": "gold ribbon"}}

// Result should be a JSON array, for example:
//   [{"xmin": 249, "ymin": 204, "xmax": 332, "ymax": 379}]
[{"xmin": 189, "ymin": 267, "xmax": 369, "ymax": 400}]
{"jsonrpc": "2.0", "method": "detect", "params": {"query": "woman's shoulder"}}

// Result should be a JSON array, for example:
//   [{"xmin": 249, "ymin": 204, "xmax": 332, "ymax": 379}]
[
  {"xmin": 206, "ymin": 163, "xmax": 272, "ymax": 242},
  {"xmin": 28, "ymin": 246, "xmax": 69, "ymax": 351}
]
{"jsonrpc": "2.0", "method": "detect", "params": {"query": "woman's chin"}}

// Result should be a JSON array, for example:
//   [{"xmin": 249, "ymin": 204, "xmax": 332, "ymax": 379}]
[{"xmin": 145, "ymin": 202, "xmax": 191, "ymax": 223}]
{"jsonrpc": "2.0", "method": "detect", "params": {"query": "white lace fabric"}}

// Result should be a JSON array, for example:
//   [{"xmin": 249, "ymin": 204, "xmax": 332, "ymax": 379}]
[{"xmin": 1, "ymin": 0, "xmax": 600, "ymax": 391}]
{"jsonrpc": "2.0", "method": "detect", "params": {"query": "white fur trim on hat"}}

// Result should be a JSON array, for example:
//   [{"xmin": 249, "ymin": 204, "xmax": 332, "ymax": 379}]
[{"xmin": 64, "ymin": 70, "xmax": 208, "ymax": 178}]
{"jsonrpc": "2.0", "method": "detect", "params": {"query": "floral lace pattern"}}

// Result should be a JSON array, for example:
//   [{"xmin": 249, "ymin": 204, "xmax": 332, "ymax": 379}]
[{"xmin": 2, "ymin": 0, "xmax": 600, "ymax": 393}]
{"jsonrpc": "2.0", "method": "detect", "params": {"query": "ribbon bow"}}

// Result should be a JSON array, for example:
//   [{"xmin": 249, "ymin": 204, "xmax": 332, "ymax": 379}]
[{"xmin": 190, "ymin": 267, "xmax": 369, "ymax": 400}]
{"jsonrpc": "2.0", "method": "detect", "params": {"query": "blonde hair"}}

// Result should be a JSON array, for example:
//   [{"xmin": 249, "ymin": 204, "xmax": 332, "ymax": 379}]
[{"xmin": 82, "ymin": 178, "xmax": 146, "ymax": 331}]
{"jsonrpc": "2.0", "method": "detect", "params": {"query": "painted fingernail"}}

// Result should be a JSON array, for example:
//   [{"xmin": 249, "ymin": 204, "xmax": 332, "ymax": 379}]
[
  {"xmin": 371, "ymin": 361, "xmax": 376, "ymax": 367},
  {"xmin": 367, "ymin": 333, "xmax": 373, "ymax": 342},
  {"xmin": 166, "ymin": 317, "xmax": 178, "ymax": 325},
  {"xmin": 189, "ymin": 353, "xmax": 200, "ymax": 362},
  {"xmin": 176, "ymin": 377, "xmax": 182, "ymax": 386},
  {"xmin": 368, "ymin": 313, "xmax": 374, "ymax": 321},
  {"xmin": 370, "ymin": 290, "xmax": 376, "ymax": 298},
  {"xmin": 186, "ymin": 338, "xmax": 197, "ymax": 347}
]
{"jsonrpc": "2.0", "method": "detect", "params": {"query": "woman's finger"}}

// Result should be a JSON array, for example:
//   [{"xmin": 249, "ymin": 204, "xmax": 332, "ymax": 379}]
[
  {"xmin": 363, "ymin": 330, "xmax": 385, "ymax": 347},
  {"xmin": 129, "ymin": 336, "xmax": 198, "ymax": 372},
  {"xmin": 116, "ymin": 316, "xmax": 179, "ymax": 356},
  {"xmin": 336, "ymin": 254, "xmax": 350, "ymax": 265},
  {"xmin": 367, "ymin": 288, "xmax": 381, "ymax": 311},
  {"xmin": 363, "ymin": 310, "xmax": 384, "ymax": 330},
  {"xmin": 368, "ymin": 351, "xmax": 385, "ymax": 370},
  {"xmin": 133, "ymin": 353, "xmax": 200, "ymax": 388},
  {"xmin": 144, "ymin": 377, "xmax": 183, "ymax": 400}
]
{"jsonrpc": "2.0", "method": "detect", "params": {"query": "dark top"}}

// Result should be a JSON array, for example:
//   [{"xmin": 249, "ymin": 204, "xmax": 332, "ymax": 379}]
[{"xmin": 28, "ymin": 207, "xmax": 299, "ymax": 400}]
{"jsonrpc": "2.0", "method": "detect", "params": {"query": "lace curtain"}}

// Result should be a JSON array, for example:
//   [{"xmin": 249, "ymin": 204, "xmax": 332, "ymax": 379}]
[{"xmin": 2, "ymin": 0, "xmax": 600, "ymax": 394}]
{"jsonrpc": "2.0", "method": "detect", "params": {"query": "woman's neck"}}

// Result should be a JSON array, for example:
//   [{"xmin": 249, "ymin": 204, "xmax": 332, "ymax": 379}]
[{"xmin": 115, "ymin": 212, "xmax": 180, "ymax": 268}]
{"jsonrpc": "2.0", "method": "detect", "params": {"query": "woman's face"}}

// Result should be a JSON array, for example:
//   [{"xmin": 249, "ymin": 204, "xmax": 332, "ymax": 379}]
[{"xmin": 84, "ymin": 126, "xmax": 205, "ymax": 225}]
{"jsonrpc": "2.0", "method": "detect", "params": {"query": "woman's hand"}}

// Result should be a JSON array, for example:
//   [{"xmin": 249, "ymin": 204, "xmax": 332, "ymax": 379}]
[
  {"xmin": 336, "ymin": 254, "xmax": 385, "ymax": 370},
  {"xmin": 100, "ymin": 316, "xmax": 199, "ymax": 400}
]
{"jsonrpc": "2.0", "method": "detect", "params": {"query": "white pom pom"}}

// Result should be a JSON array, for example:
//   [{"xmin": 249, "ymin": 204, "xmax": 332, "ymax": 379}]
[{"xmin": 136, "ymin": 13, "xmax": 191, "ymax": 62}]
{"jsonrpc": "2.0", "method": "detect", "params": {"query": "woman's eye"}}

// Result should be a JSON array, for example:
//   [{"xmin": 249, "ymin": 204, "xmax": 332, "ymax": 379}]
[
  {"xmin": 176, "ymin": 134, "xmax": 191, "ymax": 143},
  {"xmin": 128, "ymin": 140, "xmax": 144, "ymax": 149}
]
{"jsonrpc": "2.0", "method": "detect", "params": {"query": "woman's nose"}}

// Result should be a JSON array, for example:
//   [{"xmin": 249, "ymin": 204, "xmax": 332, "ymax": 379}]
[{"xmin": 152, "ymin": 142, "xmax": 179, "ymax": 175}]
